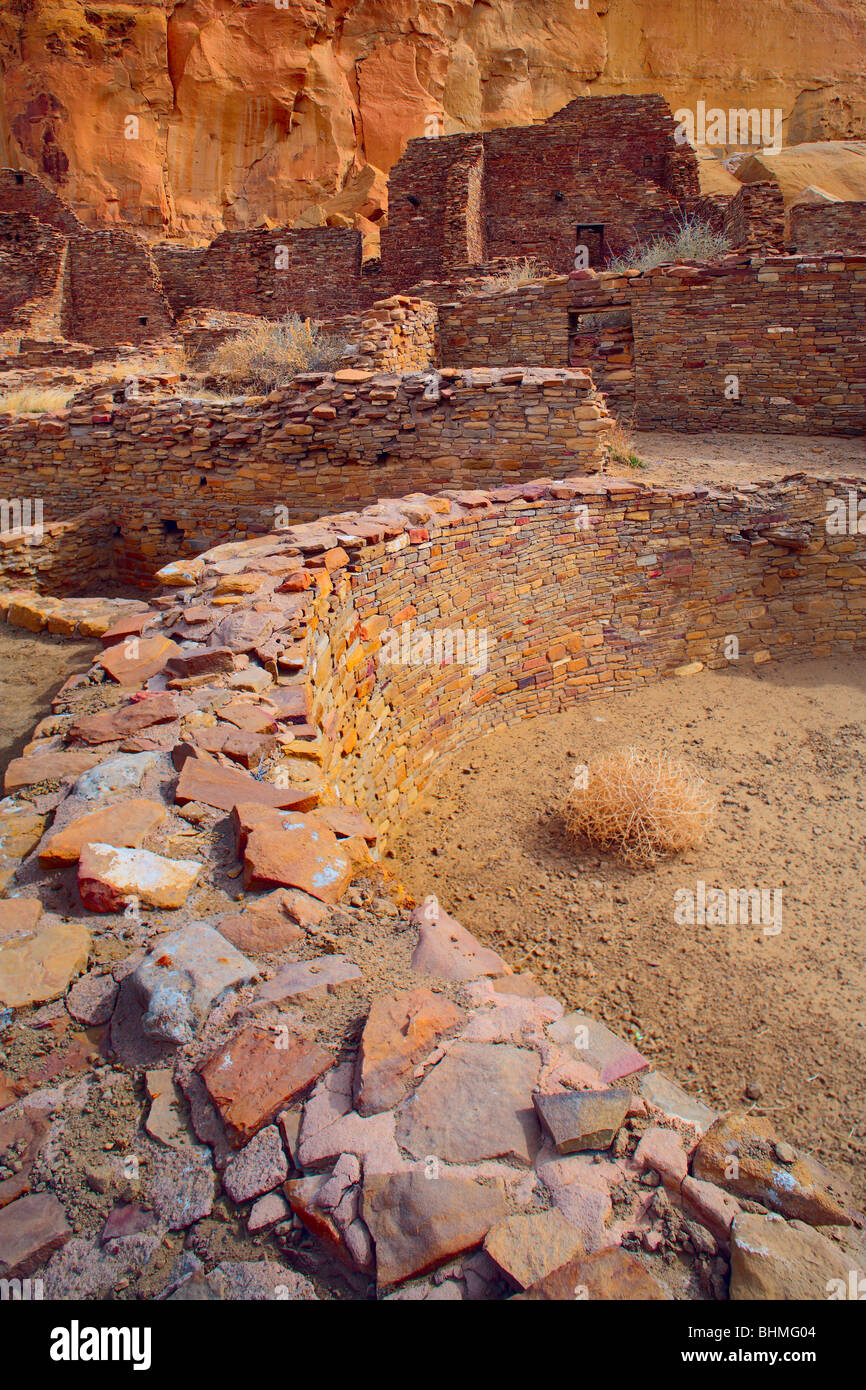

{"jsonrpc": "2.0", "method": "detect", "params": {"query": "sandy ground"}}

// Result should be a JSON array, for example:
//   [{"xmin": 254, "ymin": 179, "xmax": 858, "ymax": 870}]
[
  {"xmin": 616, "ymin": 430, "xmax": 866, "ymax": 488},
  {"xmin": 0, "ymin": 627, "xmax": 96, "ymax": 777},
  {"xmin": 394, "ymin": 658, "xmax": 866, "ymax": 1204}
]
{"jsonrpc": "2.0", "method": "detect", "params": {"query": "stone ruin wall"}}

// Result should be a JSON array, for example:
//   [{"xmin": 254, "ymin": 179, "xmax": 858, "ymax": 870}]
[
  {"xmin": 631, "ymin": 254, "xmax": 866, "ymax": 433},
  {"xmin": 0, "ymin": 170, "xmax": 174, "ymax": 352},
  {"xmin": 790, "ymin": 201, "xmax": 866, "ymax": 255},
  {"xmin": 438, "ymin": 254, "xmax": 866, "ymax": 433},
  {"xmin": 54, "ymin": 473, "xmax": 854, "ymax": 843},
  {"xmin": 0, "ymin": 212, "xmax": 67, "ymax": 349},
  {"xmin": 302, "ymin": 477, "xmax": 866, "ymax": 835},
  {"xmin": 153, "ymin": 227, "xmax": 374, "ymax": 324},
  {"xmin": 381, "ymin": 96, "xmax": 700, "ymax": 289},
  {"xmin": 0, "ymin": 368, "xmax": 611, "ymax": 590}
]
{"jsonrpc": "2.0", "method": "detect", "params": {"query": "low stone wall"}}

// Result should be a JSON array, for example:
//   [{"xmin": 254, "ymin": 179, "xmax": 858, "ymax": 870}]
[
  {"xmin": 0, "ymin": 368, "xmax": 612, "ymax": 584},
  {"xmin": 631, "ymin": 254, "xmax": 866, "ymax": 434},
  {"xmin": 274, "ymin": 476, "xmax": 865, "ymax": 837},
  {"xmin": 0, "ymin": 507, "xmax": 116, "ymax": 594},
  {"xmin": 790, "ymin": 201, "xmax": 866, "ymax": 254},
  {"xmin": 0, "ymin": 473, "xmax": 861, "ymax": 1302}
]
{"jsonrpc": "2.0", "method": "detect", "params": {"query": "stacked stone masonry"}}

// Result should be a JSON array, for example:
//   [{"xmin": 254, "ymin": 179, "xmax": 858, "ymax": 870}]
[
  {"xmin": 790, "ymin": 201, "xmax": 866, "ymax": 255},
  {"xmin": 0, "ymin": 368, "xmax": 612, "ymax": 586}
]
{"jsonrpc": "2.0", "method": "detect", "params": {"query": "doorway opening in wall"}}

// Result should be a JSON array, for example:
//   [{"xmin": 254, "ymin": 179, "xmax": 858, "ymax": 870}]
[{"xmin": 576, "ymin": 224, "xmax": 605, "ymax": 268}]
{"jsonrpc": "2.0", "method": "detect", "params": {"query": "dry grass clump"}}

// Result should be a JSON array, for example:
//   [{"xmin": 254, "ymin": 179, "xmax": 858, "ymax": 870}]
[
  {"xmin": 604, "ymin": 417, "xmax": 646, "ymax": 469},
  {"xmin": 482, "ymin": 256, "xmax": 550, "ymax": 291},
  {"xmin": 564, "ymin": 746, "xmax": 715, "ymax": 864},
  {"xmin": 206, "ymin": 313, "xmax": 349, "ymax": 394},
  {"xmin": 607, "ymin": 215, "xmax": 729, "ymax": 273},
  {"xmin": 0, "ymin": 386, "xmax": 74, "ymax": 414}
]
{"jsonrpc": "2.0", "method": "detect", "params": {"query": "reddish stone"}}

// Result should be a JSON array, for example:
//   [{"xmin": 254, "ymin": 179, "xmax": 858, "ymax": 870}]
[
  {"xmin": 0, "ymin": 898, "xmax": 43, "ymax": 944},
  {"xmin": 513, "ymin": 1247, "xmax": 670, "ymax": 1300},
  {"xmin": 69, "ymin": 693, "xmax": 179, "ymax": 745},
  {"xmin": 355, "ymin": 988, "xmax": 465, "ymax": 1116},
  {"xmin": 4, "ymin": 752, "xmax": 100, "ymax": 794},
  {"xmin": 97, "ymin": 635, "xmax": 180, "ymax": 686},
  {"xmin": 100, "ymin": 611, "xmax": 157, "ymax": 648},
  {"xmin": 175, "ymin": 759, "xmax": 317, "ymax": 814},
  {"xmin": 243, "ymin": 822, "xmax": 353, "ymax": 904},
  {"xmin": 0, "ymin": 1193, "xmax": 71, "ymax": 1277},
  {"xmin": 38, "ymin": 798, "xmax": 167, "ymax": 867},
  {"xmin": 199, "ymin": 1022, "xmax": 334, "ymax": 1146},
  {"xmin": 166, "ymin": 647, "xmax": 236, "ymax": 679},
  {"xmin": 362, "ymin": 1172, "xmax": 507, "ymax": 1289}
]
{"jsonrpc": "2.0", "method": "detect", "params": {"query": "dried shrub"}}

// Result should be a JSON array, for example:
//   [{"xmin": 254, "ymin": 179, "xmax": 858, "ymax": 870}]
[
  {"xmin": 482, "ymin": 256, "xmax": 550, "ymax": 291},
  {"xmin": 605, "ymin": 417, "xmax": 646, "ymax": 469},
  {"xmin": 607, "ymin": 215, "xmax": 730, "ymax": 273},
  {"xmin": 0, "ymin": 386, "xmax": 74, "ymax": 415},
  {"xmin": 564, "ymin": 746, "xmax": 715, "ymax": 865},
  {"xmin": 206, "ymin": 313, "xmax": 349, "ymax": 394}
]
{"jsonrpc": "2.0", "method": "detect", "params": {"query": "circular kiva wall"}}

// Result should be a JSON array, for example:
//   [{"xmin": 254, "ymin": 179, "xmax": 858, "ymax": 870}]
[{"xmin": 211, "ymin": 471, "xmax": 863, "ymax": 842}]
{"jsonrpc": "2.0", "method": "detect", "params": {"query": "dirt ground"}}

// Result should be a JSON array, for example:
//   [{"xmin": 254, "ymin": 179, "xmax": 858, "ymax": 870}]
[
  {"xmin": 0, "ymin": 627, "xmax": 96, "ymax": 777},
  {"xmin": 619, "ymin": 430, "xmax": 866, "ymax": 487},
  {"xmin": 394, "ymin": 657, "xmax": 866, "ymax": 1204}
]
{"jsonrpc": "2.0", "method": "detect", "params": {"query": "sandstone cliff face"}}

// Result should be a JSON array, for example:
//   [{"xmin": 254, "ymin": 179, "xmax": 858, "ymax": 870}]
[{"xmin": 1, "ymin": 0, "xmax": 866, "ymax": 240}]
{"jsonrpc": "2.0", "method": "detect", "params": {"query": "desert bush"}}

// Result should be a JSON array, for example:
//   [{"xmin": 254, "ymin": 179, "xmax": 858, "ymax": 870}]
[
  {"xmin": 206, "ymin": 314, "xmax": 349, "ymax": 394},
  {"xmin": 604, "ymin": 418, "xmax": 646, "ymax": 469},
  {"xmin": 482, "ymin": 256, "xmax": 550, "ymax": 291},
  {"xmin": 564, "ymin": 745, "xmax": 715, "ymax": 864},
  {"xmin": 0, "ymin": 386, "xmax": 74, "ymax": 414},
  {"xmin": 607, "ymin": 216, "xmax": 729, "ymax": 274}
]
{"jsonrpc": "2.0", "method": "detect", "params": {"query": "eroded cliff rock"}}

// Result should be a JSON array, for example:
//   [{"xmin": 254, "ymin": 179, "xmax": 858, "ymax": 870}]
[{"xmin": 1, "ymin": 0, "xmax": 866, "ymax": 239}]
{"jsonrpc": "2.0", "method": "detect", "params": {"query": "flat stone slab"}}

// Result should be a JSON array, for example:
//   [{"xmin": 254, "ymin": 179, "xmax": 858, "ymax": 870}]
[
  {"xmin": 38, "ymin": 798, "xmax": 167, "ymax": 866},
  {"xmin": 692, "ymin": 1112, "xmax": 849, "ymax": 1226},
  {"xmin": 0, "ymin": 897, "xmax": 42, "ymax": 944},
  {"xmin": 255, "ymin": 955, "xmax": 362, "ymax": 1005},
  {"xmin": 97, "ymin": 634, "xmax": 180, "ymax": 686},
  {"xmin": 243, "ymin": 818, "xmax": 353, "ymax": 904},
  {"xmin": 222, "ymin": 1126, "xmax": 288, "ymax": 1203},
  {"xmin": 730, "ymin": 1212, "xmax": 864, "ymax": 1300},
  {"xmin": 410, "ymin": 897, "xmax": 511, "ymax": 981},
  {"xmin": 640, "ymin": 1070, "xmax": 718, "ymax": 1135},
  {"xmin": 362, "ymin": 1171, "xmax": 507, "ymax": 1289},
  {"xmin": 548, "ymin": 1011, "xmax": 650, "ymax": 1083},
  {"xmin": 0, "ymin": 917, "xmax": 91, "ymax": 1010},
  {"xmin": 145, "ymin": 1068, "xmax": 191, "ymax": 1149},
  {"xmin": 199, "ymin": 1022, "xmax": 334, "ymax": 1146},
  {"xmin": 395, "ymin": 1041, "xmax": 541, "ymax": 1166},
  {"xmin": 69, "ymin": 694, "xmax": 180, "ymax": 745},
  {"xmin": 0, "ymin": 1193, "xmax": 71, "ymax": 1277},
  {"xmin": 513, "ymin": 1246, "xmax": 670, "ymax": 1301},
  {"xmin": 74, "ymin": 752, "xmax": 160, "ymax": 800},
  {"xmin": 533, "ymin": 1088, "xmax": 630, "ymax": 1154},
  {"xmin": 484, "ymin": 1209, "xmax": 584, "ymax": 1290},
  {"xmin": 132, "ymin": 924, "xmax": 257, "ymax": 1045},
  {"xmin": 5, "ymin": 751, "xmax": 100, "ymax": 795},
  {"xmin": 355, "ymin": 987, "xmax": 466, "ymax": 1116},
  {"xmin": 78, "ymin": 843, "xmax": 203, "ymax": 911},
  {"xmin": 175, "ymin": 757, "xmax": 316, "ymax": 814}
]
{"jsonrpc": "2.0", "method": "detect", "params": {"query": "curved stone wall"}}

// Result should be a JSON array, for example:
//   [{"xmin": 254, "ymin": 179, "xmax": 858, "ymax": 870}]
[{"xmin": 141, "ymin": 471, "xmax": 865, "ymax": 841}]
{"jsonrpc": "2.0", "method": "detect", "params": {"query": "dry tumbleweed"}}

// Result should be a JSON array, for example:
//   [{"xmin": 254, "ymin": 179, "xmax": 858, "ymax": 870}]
[{"xmin": 564, "ymin": 745, "xmax": 715, "ymax": 865}]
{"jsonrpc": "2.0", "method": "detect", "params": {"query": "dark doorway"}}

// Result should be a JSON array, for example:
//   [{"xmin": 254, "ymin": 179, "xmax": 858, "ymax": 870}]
[{"xmin": 575, "ymin": 223, "xmax": 605, "ymax": 268}]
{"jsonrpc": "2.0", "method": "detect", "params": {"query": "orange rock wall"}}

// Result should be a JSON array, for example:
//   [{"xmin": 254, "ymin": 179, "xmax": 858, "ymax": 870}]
[{"xmin": 2, "ymin": 1, "xmax": 866, "ymax": 240}]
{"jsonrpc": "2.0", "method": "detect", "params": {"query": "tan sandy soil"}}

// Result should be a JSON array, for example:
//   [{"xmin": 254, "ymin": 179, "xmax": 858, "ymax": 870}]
[
  {"xmin": 0, "ymin": 626, "xmax": 97, "ymax": 778},
  {"xmin": 394, "ymin": 658, "xmax": 866, "ymax": 1204},
  {"xmin": 619, "ymin": 430, "xmax": 866, "ymax": 488}
]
